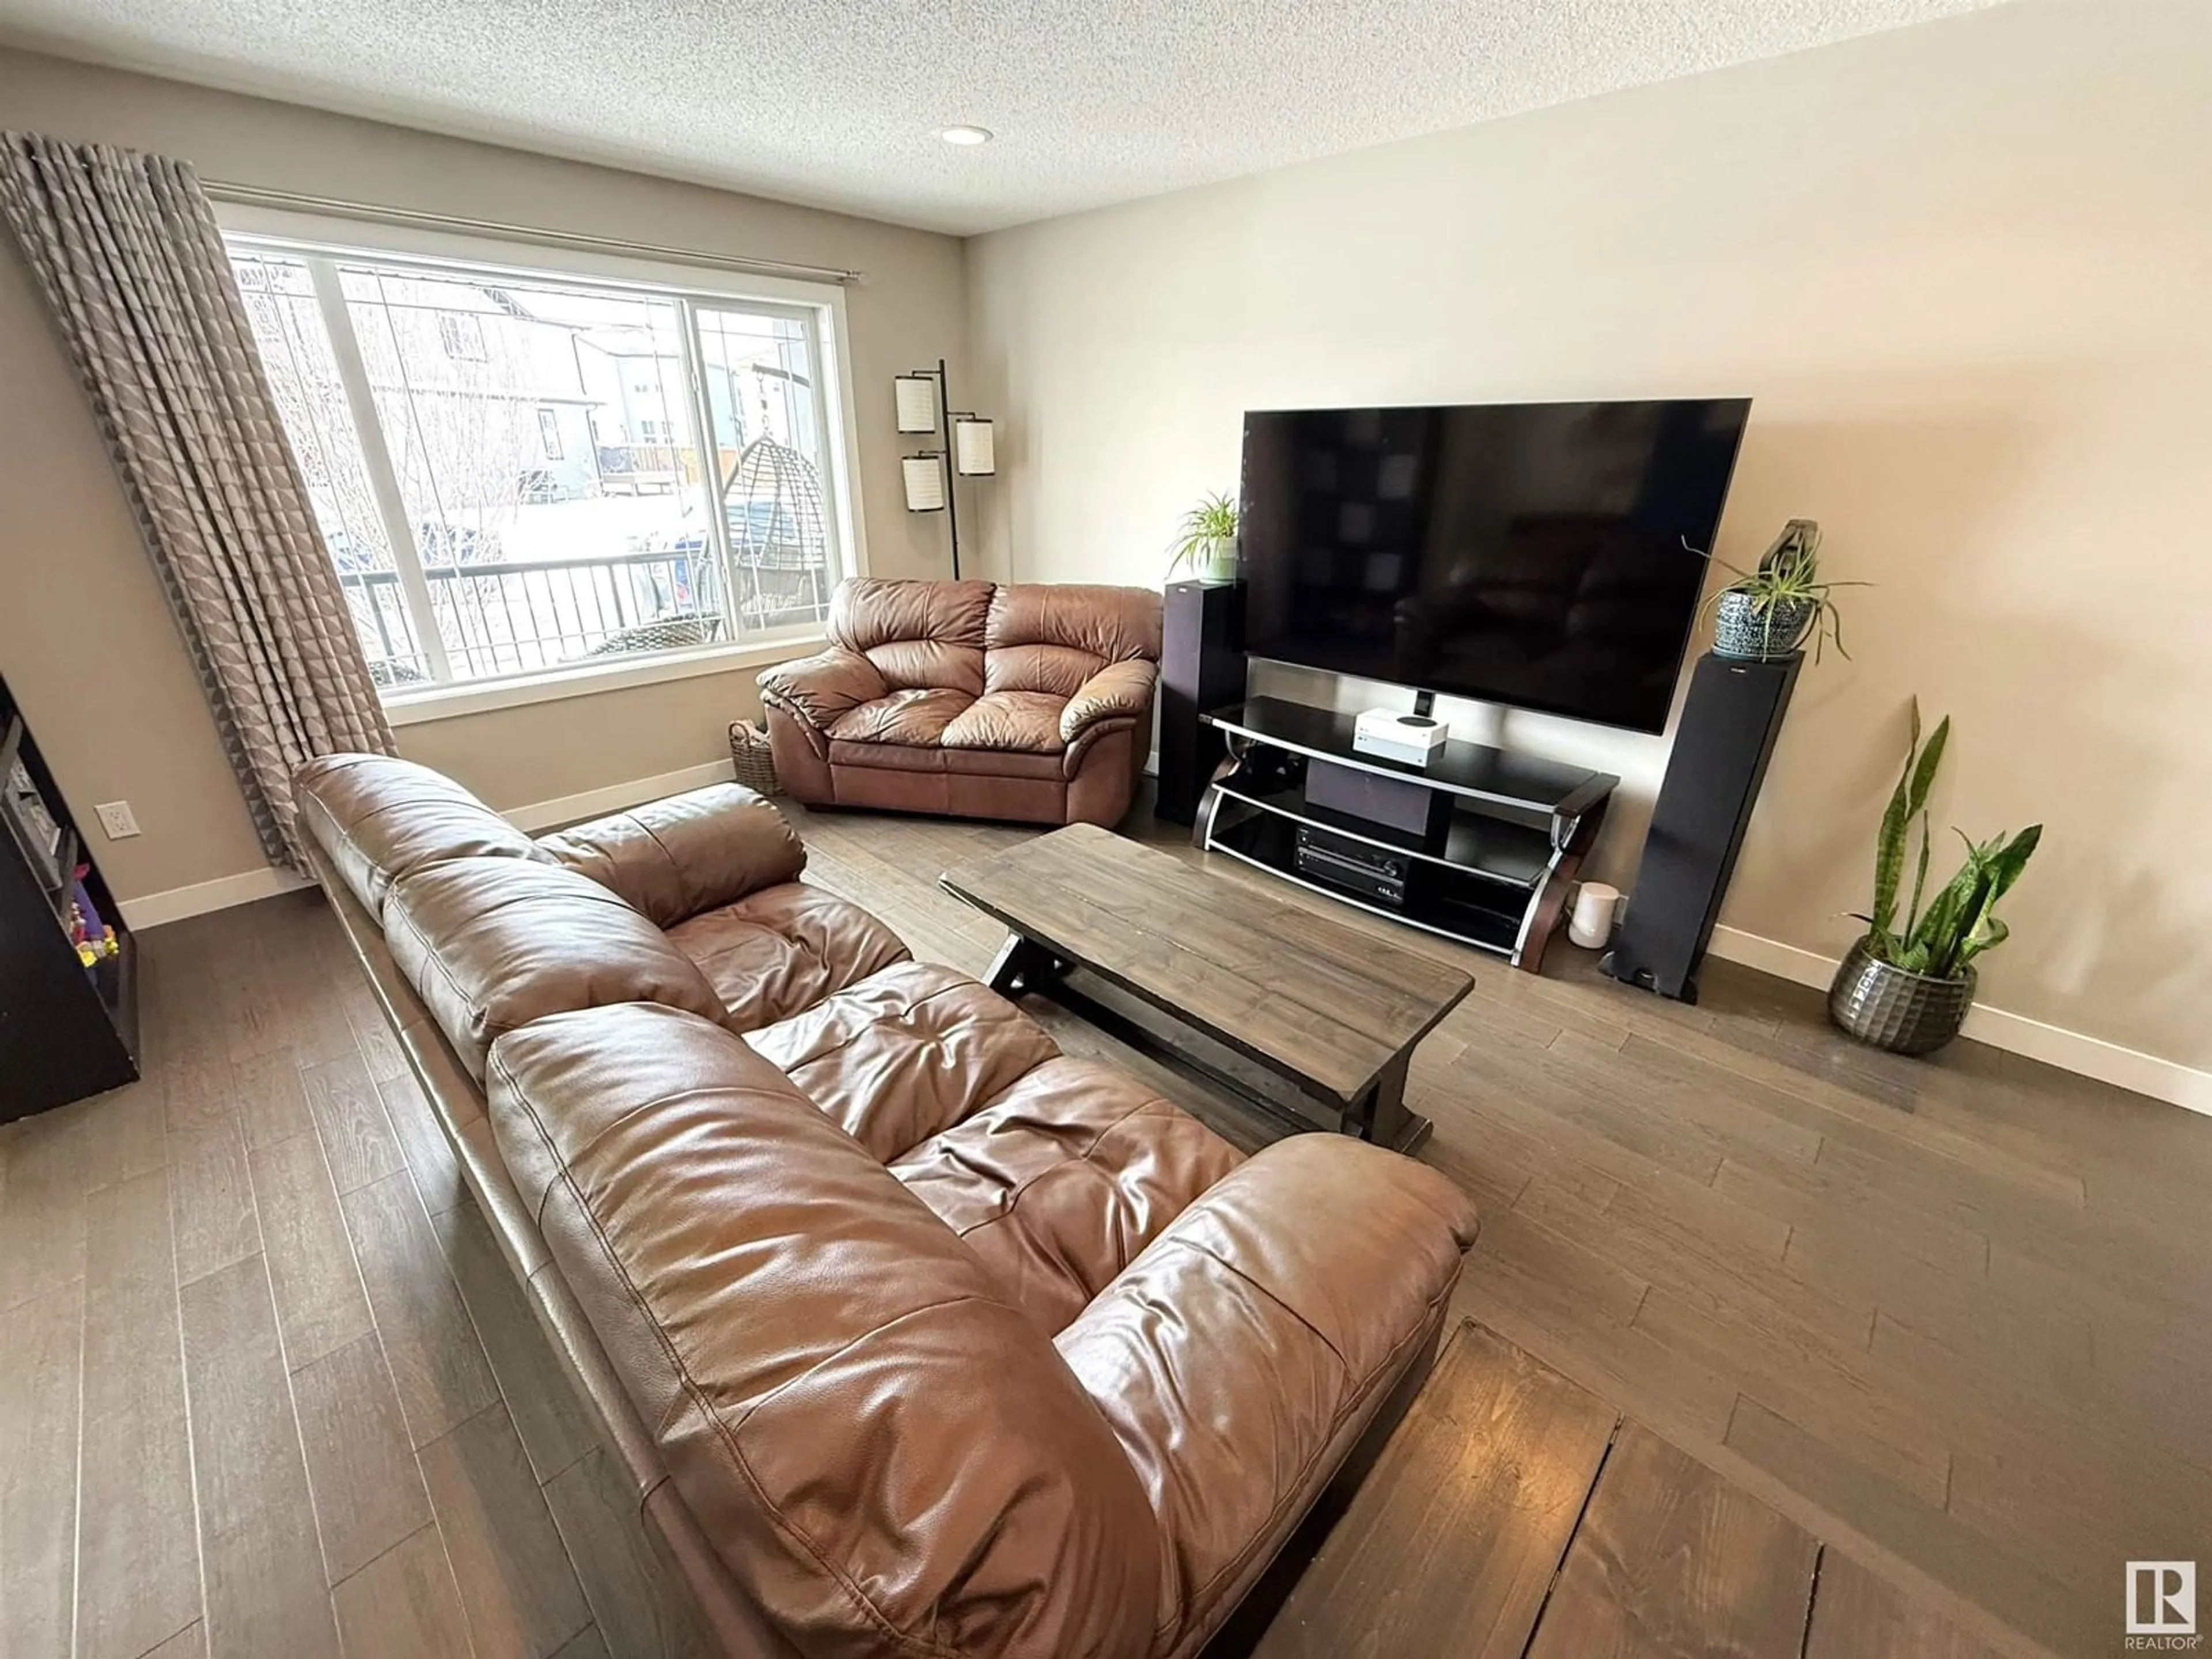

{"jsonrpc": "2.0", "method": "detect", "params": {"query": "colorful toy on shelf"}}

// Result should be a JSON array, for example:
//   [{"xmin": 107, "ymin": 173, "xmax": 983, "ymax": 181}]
[{"xmin": 67, "ymin": 867, "xmax": 119, "ymax": 968}]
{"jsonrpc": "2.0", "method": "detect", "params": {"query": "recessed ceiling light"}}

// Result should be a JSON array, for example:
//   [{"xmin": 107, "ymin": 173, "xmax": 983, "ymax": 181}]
[{"xmin": 938, "ymin": 125, "xmax": 993, "ymax": 147}]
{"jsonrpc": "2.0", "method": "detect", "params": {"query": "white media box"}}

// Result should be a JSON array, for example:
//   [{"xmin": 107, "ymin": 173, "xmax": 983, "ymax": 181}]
[{"xmin": 1352, "ymin": 709, "xmax": 1449, "ymax": 766}]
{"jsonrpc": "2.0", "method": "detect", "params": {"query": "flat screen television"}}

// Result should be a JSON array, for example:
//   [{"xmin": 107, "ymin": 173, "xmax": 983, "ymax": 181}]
[{"xmin": 1238, "ymin": 398, "xmax": 1751, "ymax": 734}]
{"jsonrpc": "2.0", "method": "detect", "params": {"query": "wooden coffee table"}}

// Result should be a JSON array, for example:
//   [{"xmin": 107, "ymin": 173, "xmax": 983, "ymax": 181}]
[{"xmin": 940, "ymin": 823, "xmax": 1472, "ymax": 1152}]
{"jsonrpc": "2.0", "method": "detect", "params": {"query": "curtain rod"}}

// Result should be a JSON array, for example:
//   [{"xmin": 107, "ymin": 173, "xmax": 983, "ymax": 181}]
[{"xmin": 202, "ymin": 181, "xmax": 865, "ymax": 286}]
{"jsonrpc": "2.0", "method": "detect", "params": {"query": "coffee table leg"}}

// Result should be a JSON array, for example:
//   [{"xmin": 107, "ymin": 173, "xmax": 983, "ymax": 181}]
[
  {"xmin": 1351, "ymin": 1053, "xmax": 1432, "ymax": 1156},
  {"xmin": 984, "ymin": 933, "xmax": 1059, "ymax": 997}
]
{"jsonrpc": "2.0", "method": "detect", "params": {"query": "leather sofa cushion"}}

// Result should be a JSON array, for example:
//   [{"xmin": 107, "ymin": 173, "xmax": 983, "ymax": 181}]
[
  {"xmin": 830, "ymin": 576, "xmax": 991, "ymax": 696},
  {"xmin": 486, "ymin": 1002, "xmax": 1162, "ymax": 1659},
  {"xmin": 892, "ymin": 1057, "xmax": 1245, "ymax": 1336},
  {"xmin": 382, "ymin": 855, "xmax": 728, "ymax": 1081},
  {"xmin": 665, "ymin": 881, "xmax": 910, "ymax": 1032},
  {"xmin": 294, "ymin": 752, "xmax": 549, "ymax": 919},
  {"xmin": 536, "ymin": 783, "xmax": 805, "ymax": 929},
  {"xmin": 825, "ymin": 687, "xmax": 974, "ymax": 745},
  {"xmin": 941, "ymin": 690, "xmax": 1067, "ymax": 753},
  {"xmin": 824, "ymin": 740, "xmax": 1065, "ymax": 780},
  {"xmin": 1055, "ymin": 1137, "xmax": 1476, "ymax": 1657},
  {"xmin": 988, "ymin": 584, "xmax": 1162, "ymax": 666},
  {"xmin": 744, "ymin": 962, "xmax": 1062, "ymax": 1164}
]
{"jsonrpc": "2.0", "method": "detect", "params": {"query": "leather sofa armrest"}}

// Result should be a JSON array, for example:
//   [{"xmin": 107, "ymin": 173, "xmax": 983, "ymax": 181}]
[
  {"xmin": 1060, "ymin": 658, "xmax": 1158, "ymax": 746},
  {"xmin": 1054, "ymin": 1137, "xmax": 1475, "ymax": 1653},
  {"xmin": 536, "ymin": 783, "xmax": 805, "ymax": 929},
  {"xmin": 756, "ymin": 647, "xmax": 887, "ymax": 730}
]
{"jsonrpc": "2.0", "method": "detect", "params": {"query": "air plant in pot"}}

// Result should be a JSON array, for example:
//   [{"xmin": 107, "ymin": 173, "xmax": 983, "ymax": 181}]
[
  {"xmin": 1828, "ymin": 699, "xmax": 2041, "ymax": 1055},
  {"xmin": 1165, "ymin": 492, "xmax": 1240, "ymax": 583},
  {"xmin": 1700, "ymin": 519, "xmax": 1863, "ymax": 663}
]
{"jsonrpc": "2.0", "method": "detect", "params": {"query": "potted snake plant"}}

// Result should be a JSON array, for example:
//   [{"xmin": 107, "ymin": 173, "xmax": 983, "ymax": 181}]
[
  {"xmin": 1165, "ymin": 492, "xmax": 1240, "ymax": 583},
  {"xmin": 1828, "ymin": 700, "xmax": 2040, "ymax": 1055},
  {"xmin": 1702, "ymin": 519, "xmax": 1861, "ymax": 663}
]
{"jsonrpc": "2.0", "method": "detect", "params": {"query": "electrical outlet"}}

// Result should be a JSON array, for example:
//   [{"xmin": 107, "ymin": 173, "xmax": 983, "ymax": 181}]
[{"xmin": 94, "ymin": 801, "xmax": 141, "ymax": 840}]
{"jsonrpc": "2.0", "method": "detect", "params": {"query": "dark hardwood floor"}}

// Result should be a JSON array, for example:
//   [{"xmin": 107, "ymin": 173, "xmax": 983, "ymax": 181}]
[
  {"xmin": 1, "ymin": 793, "xmax": 2203, "ymax": 1658},
  {"xmin": 1256, "ymin": 1319, "xmax": 2010, "ymax": 1659}
]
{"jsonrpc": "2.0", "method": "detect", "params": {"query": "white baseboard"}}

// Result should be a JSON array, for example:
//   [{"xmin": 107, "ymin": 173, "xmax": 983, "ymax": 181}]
[
  {"xmin": 118, "ymin": 865, "xmax": 311, "ymax": 930},
  {"xmin": 1707, "ymin": 925, "xmax": 2212, "ymax": 1118},
  {"xmin": 501, "ymin": 759, "xmax": 733, "ymax": 833}
]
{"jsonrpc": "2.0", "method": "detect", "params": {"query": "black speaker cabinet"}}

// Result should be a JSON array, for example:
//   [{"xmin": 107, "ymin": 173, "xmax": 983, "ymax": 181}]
[
  {"xmin": 1156, "ymin": 579, "xmax": 1245, "ymax": 824},
  {"xmin": 1602, "ymin": 653, "xmax": 1801, "ymax": 1003}
]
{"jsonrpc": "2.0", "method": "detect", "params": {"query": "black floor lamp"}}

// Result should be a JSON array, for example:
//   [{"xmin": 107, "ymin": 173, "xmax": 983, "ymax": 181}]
[{"xmin": 896, "ymin": 359, "xmax": 995, "ymax": 579}]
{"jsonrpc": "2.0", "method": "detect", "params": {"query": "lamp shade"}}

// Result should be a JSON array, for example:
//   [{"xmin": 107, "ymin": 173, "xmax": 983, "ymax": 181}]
[
  {"xmin": 894, "ymin": 374, "xmax": 938, "ymax": 433},
  {"xmin": 902, "ymin": 455, "xmax": 946, "ymax": 512},
  {"xmin": 953, "ymin": 417, "xmax": 996, "ymax": 476}
]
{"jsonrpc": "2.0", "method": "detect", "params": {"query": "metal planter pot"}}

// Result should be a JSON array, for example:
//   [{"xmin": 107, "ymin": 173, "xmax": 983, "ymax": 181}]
[
  {"xmin": 1827, "ymin": 937, "xmax": 1976, "ymax": 1056},
  {"xmin": 1713, "ymin": 590, "xmax": 1813, "ymax": 661}
]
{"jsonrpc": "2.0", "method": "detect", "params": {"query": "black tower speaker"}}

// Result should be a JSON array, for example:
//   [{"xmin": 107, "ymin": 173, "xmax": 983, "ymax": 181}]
[
  {"xmin": 1601, "ymin": 653, "xmax": 1801, "ymax": 1003},
  {"xmin": 1156, "ymin": 579, "xmax": 1245, "ymax": 824}
]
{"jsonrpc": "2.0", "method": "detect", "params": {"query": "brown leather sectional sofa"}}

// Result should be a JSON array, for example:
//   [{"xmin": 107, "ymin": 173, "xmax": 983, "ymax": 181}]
[
  {"xmin": 295, "ymin": 751, "xmax": 1476, "ymax": 1658},
  {"xmin": 759, "ymin": 577, "xmax": 1161, "ymax": 825}
]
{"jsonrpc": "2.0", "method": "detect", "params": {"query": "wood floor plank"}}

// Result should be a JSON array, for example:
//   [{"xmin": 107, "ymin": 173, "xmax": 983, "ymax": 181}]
[
  {"xmin": 1456, "ymin": 1279, "xmax": 1741, "ymax": 1449},
  {"xmin": 340, "ymin": 1171, "xmax": 501, "ymax": 1446},
  {"xmin": 1635, "ymin": 1285, "xmax": 1952, "ymax": 1509},
  {"xmin": 331, "ymin": 1524, "xmax": 475, "ymax": 1659},
  {"xmin": 292, "ymin": 1332, "xmax": 434, "ymax": 1584},
  {"xmin": 76, "ymin": 1169, "xmax": 201, "ymax": 1659},
  {"xmin": 0, "ymin": 1279, "xmax": 81, "ymax": 1659},
  {"xmin": 378, "ymin": 1066, "xmax": 468, "ymax": 1217},
  {"xmin": 0, "ymin": 1102, "xmax": 88, "ymax": 1312},
  {"xmin": 1253, "ymin": 1322, "xmax": 1620, "ymax": 1659},
  {"xmin": 431, "ymin": 1202, "xmax": 597, "ymax": 1483},
  {"xmin": 545, "ymin": 1448, "xmax": 714, "ymax": 1659},
  {"xmin": 548, "ymin": 1625, "xmax": 611, "ymax": 1659},
  {"xmin": 168, "ymin": 1118, "xmax": 259, "ymax": 1287},
  {"xmin": 177, "ymin": 1255, "xmax": 343, "ymax": 1659},
  {"xmin": 161, "ymin": 1048, "xmax": 239, "ymax": 1138},
  {"xmin": 1723, "ymin": 1396, "xmax": 2094, "ymax": 1658},
  {"xmin": 77, "ymin": 1077, "xmax": 168, "ymax": 1192},
  {"xmin": 302, "ymin": 1052, "xmax": 407, "ymax": 1195},
  {"xmin": 1525, "ymin": 1420, "xmax": 1819, "ymax": 1658},
  {"xmin": 250, "ymin": 1128, "xmax": 376, "ymax": 1370},
  {"xmin": 419, "ymin": 1403, "xmax": 593, "ymax": 1658},
  {"xmin": 232, "ymin": 1047, "xmax": 316, "ymax": 1150},
  {"xmin": 1803, "ymin": 1549, "xmax": 2012, "ymax": 1659},
  {"xmin": 138, "ymin": 1620, "xmax": 207, "ymax": 1658}
]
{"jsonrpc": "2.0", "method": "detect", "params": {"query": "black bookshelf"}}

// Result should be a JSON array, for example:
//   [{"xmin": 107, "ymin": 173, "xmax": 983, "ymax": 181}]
[{"xmin": 1, "ymin": 674, "xmax": 139, "ymax": 1120}]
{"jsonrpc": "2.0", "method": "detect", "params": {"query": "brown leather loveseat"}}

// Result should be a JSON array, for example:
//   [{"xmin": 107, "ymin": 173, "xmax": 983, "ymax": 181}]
[
  {"xmin": 295, "ymin": 751, "xmax": 1475, "ymax": 1658},
  {"xmin": 759, "ymin": 577, "xmax": 1160, "ymax": 825}
]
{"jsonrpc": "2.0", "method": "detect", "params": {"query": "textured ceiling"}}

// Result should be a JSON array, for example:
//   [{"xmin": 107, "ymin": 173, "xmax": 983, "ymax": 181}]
[{"xmin": 0, "ymin": 0, "xmax": 2006, "ymax": 234}]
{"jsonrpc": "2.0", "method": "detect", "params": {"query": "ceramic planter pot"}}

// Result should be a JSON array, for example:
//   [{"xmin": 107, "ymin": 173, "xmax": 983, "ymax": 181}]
[
  {"xmin": 1713, "ymin": 590, "xmax": 1814, "ymax": 661},
  {"xmin": 1826, "ymin": 937, "xmax": 1976, "ymax": 1056},
  {"xmin": 1197, "ymin": 534, "xmax": 1240, "ymax": 582}
]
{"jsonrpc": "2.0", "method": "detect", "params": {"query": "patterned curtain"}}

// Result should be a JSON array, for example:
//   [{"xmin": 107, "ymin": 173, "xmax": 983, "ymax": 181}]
[{"xmin": 0, "ymin": 133, "xmax": 396, "ymax": 873}]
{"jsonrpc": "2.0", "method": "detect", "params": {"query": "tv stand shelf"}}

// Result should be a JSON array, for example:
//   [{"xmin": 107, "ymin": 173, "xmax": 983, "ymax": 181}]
[{"xmin": 1196, "ymin": 696, "xmax": 1616, "ymax": 972}]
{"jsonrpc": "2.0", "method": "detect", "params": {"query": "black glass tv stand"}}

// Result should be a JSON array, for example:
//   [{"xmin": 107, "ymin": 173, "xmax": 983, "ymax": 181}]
[{"xmin": 1195, "ymin": 696, "xmax": 1617, "ymax": 973}]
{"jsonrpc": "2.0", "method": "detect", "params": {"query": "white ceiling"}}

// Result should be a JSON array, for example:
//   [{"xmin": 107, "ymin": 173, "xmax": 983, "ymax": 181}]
[{"xmin": 0, "ymin": 0, "xmax": 2005, "ymax": 235}]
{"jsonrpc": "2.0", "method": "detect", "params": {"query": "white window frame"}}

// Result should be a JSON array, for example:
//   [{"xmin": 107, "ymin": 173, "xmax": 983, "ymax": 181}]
[{"xmin": 218, "ymin": 203, "xmax": 870, "ymax": 725}]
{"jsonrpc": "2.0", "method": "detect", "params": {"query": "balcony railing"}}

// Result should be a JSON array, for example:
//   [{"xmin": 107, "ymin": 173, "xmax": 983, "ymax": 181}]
[{"xmin": 339, "ymin": 546, "xmax": 829, "ymax": 688}]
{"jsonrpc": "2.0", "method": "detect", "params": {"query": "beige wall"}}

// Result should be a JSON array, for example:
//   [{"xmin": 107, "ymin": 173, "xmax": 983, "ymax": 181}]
[
  {"xmin": 967, "ymin": 1, "xmax": 2212, "ymax": 1073},
  {"xmin": 0, "ymin": 47, "xmax": 968, "ymax": 900}
]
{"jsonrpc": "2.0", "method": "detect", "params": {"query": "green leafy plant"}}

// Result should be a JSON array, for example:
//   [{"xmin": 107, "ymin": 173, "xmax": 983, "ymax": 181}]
[
  {"xmin": 1696, "ymin": 519, "xmax": 1865, "ymax": 662},
  {"xmin": 1852, "ymin": 698, "xmax": 2041, "ymax": 979},
  {"xmin": 1165, "ymin": 492, "xmax": 1239, "ymax": 579}
]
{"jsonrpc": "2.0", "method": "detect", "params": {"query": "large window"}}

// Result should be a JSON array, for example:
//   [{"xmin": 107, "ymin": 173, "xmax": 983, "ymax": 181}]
[{"xmin": 224, "ymin": 224, "xmax": 857, "ymax": 703}]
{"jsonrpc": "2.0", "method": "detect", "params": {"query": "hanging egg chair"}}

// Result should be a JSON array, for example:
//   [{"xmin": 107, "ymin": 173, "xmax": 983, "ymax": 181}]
[{"xmin": 724, "ymin": 435, "xmax": 831, "ymax": 626}]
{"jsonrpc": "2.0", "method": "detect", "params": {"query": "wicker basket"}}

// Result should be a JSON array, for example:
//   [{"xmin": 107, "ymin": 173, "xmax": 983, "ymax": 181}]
[{"xmin": 728, "ymin": 719, "xmax": 781, "ymax": 796}]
